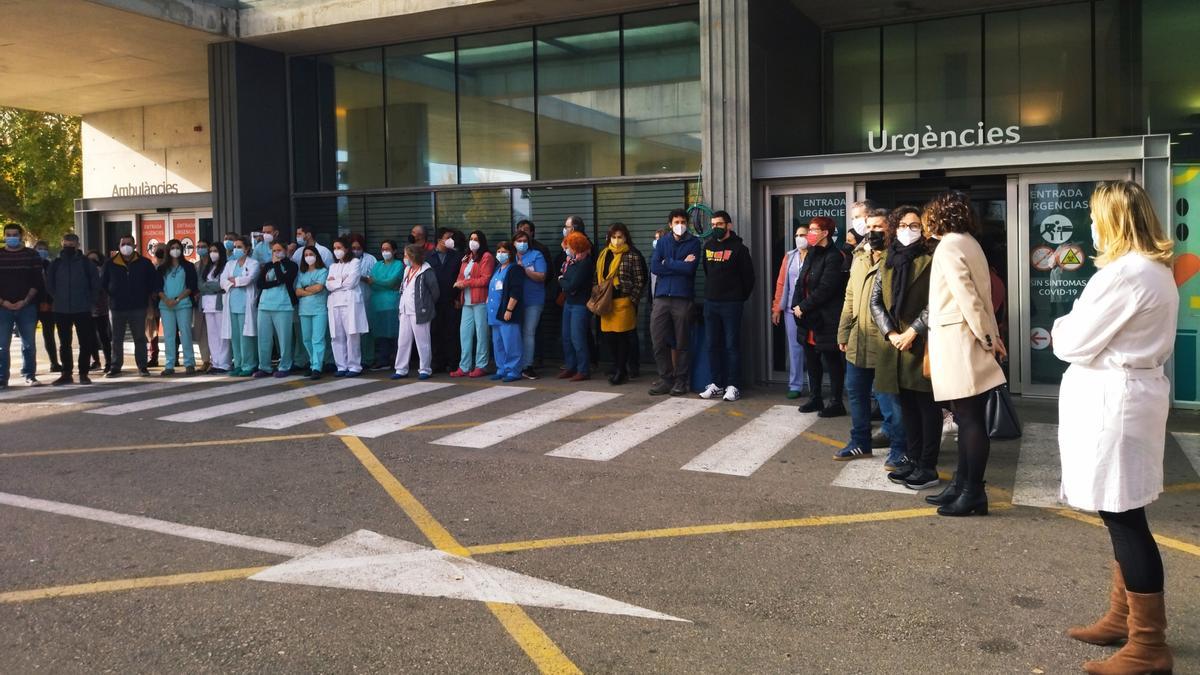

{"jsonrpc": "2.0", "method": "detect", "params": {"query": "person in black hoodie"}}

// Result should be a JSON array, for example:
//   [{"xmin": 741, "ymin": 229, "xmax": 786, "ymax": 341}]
[
  {"xmin": 101, "ymin": 235, "xmax": 159, "ymax": 377},
  {"xmin": 790, "ymin": 216, "xmax": 849, "ymax": 417},
  {"xmin": 46, "ymin": 233, "xmax": 100, "ymax": 385},
  {"xmin": 429, "ymin": 228, "xmax": 464, "ymax": 373},
  {"xmin": 699, "ymin": 210, "xmax": 754, "ymax": 402}
]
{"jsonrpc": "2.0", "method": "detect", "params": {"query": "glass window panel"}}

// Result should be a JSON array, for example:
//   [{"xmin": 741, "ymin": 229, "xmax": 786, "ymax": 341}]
[
  {"xmin": 318, "ymin": 49, "xmax": 386, "ymax": 190},
  {"xmin": 984, "ymin": 12, "xmax": 1020, "ymax": 131},
  {"xmin": 1143, "ymin": 0, "xmax": 1200, "ymax": 160},
  {"xmin": 537, "ymin": 17, "xmax": 622, "ymax": 180},
  {"xmin": 882, "ymin": 24, "xmax": 916, "ymax": 136},
  {"xmin": 458, "ymin": 30, "xmax": 535, "ymax": 184},
  {"xmin": 915, "ymin": 16, "xmax": 981, "ymax": 133},
  {"xmin": 290, "ymin": 56, "xmax": 321, "ymax": 192},
  {"xmin": 1015, "ymin": 4, "xmax": 1093, "ymax": 141},
  {"xmin": 385, "ymin": 39, "xmax": 458, "ymax": 187},
  {"xmin": 365, "ymin": 193, "xmax": 435, "ymax": 252},
  {"xmin": 824, "ymin": 28, "xmax": 880, "ymax": 153},
  {"xmin": 623, "ymin": 7, "xmax": 702, "ymax": 175},
  {"xmin": 435, "ymin": 189, "xmax": 514, "ymax": 245},
  {"xmin": 1094, "ymin": 0, "xmax": 1139, "ymax": 138}
]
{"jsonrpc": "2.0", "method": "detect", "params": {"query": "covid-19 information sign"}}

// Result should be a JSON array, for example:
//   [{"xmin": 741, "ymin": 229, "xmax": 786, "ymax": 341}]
[{"xmin": 1028, "ymin": 181, "xmax": 1100, "ymax": 385}]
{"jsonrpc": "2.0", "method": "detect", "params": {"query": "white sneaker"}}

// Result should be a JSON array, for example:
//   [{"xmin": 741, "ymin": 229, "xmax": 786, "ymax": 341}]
[
  {"xmin": 722, "ymin": 385, "xmax": 741, "ymax": 402},
  {"xmin": 699, "ymin": 383, "xmax": 725, "ymax": 399},
  {"xmin": 942, "ymin": 415, "xmax": 958, "ymax": 441}
]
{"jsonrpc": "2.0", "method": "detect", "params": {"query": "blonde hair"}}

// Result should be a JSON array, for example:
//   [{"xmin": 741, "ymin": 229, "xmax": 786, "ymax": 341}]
[{"xmin": 1091, "ymin": 180, "xmax": 1173, "ymax": 268}]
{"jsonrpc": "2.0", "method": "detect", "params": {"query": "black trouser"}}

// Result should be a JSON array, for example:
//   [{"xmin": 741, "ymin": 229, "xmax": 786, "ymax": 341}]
[
  {"xmin": 949, "ymin": 392, "xmax": 990, "ymax": 485},
  {"xmin": 53, "ymin": 312, "xmax": 96, "ymax": 377},
  {"xmin": 803, "ymin": 343, "xmax": 845, "ymax": 403},
  {"xmin": 431, "ymin": 301, "xmax": 461, "ymax": 371},
  {"xmin": 899, "ymin": 388, "xmax": 943, "ymax": 470},
  {"xmin": 83, "ymin": 313, "xmax": 112, "ymax": 368},
  {"xmin": 604, "ymin": 329, "xmax": 636, "ymax": 377},
  {"xmin": 1100, "ymin": 508, "xmax": 1164, "ymax": 594},
  {"xmin": 39, "ymin": 310, "xmax": 59, "ymax": 366}
]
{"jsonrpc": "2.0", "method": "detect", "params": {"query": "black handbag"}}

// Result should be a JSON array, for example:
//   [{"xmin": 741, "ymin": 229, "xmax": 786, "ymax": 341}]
[{"xmin": 985, "ymin": 384, "xmax": 1022, "ymax": 440}]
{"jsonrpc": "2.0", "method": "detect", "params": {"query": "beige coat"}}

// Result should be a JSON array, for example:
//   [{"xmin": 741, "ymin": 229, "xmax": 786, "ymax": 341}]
[{"xmin": 927, "ymin": 232, "xmax": 1006, "ymax": 401}]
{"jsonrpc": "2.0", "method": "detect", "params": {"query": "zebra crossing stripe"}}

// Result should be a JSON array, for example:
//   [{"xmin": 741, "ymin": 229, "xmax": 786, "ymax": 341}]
[
  {"xmin": 332, "ymin": 386, "xmax": 530, "ymax": 439},
  {"xmin": 1011, "ymin": 422, "xmax": 1063, "ymax": 508},
  {"xmin": 1171, "ymin": 432, "xmax": 1200, "ymax": 480},
  {"xmin": 830, "ymin": 454, "xmax": 916, "ymax": 495},
  {"xmin": 681, "ymin": 407, "xmax": 816, "ymax": 476},
  {"xmin": 546, "ymin": 397, "xmax": 717, "ymax": 462},
  {"xmin": 238, "ymin": 382, "xmax": 454, "ymax": 430},
  {"xmin": 43, "ymin": 375, "xmax": 229, "ymax": 405},
  {"xmin": 158, "ymin": 379, "xmax": 374, "ymax": 423},
  {"xmin": 430, "ymin": 391, "xmax": 622, "ymax": 449},
  {"xmin": 86, "ymin": 376, "xmax": 302, "ymax": 416}
]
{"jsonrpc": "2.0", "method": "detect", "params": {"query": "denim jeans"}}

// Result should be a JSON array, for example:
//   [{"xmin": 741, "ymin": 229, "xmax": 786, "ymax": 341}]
[
  {"xmin": 875, "ymin": 389, "xmax": 908, "ymax": 463},
  {"xmin": 703, "ymin": 300, "xmax": 744, "ymax": 388},
  {"xmin": 0, "ymin": 303, "xmax": 38, "ymax": 384},
  {"xmin": 561, "ymin": 303, "xmax": 590, "ymax": 375},
  {"xmin": 520, "ymin": 303, "xmax": 544, "ymax": 370},
  {"xmin": 844, "ymin": 362, "xmax": 906, "ymax": 458}
]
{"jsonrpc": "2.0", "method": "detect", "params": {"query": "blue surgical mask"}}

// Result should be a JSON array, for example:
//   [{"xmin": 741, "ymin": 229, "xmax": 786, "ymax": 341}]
[
  {"xmin": 4, "ymin": 236, "xmax": 19, "ymax": 248},
  {"xmin": 296, "ymin": 235, "xmax": 306, "ymax": 245},
  {"xmin": 496, "ymin": 252, "xmax": 510, "ymax": 265},
  {"xmin": 37, "ymin": 249, "xmax": 49, "ymax": 260},
  {"xmin": 230, "ymin": 248, "xmax": 245, "ymax": 260},
  {"xmin": 197, "ymin": 247, "xmax": 208, "ymax": 259},
  {"xmin": 224, "ymin": 240, "xmax": 235, "ymax": 251},
  {"xmin": 515, "ymin": 242, "xmax": 528, "ymax": 254}
]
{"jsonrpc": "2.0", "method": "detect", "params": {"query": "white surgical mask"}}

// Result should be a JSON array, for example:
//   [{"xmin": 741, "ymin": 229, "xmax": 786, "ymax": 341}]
[
  {"xmin": 443, "ymin": 238, "xmax": 456, "ymax": 250},
  {"xmin": 672, "ymin": 223, "xmax": 687, "ymax": 237},
  {"xmin": 795, "ymin": 236, "xmax": 809, "ymax": 251},
  {"xmin": 468, "ymin": 240, "xmax": 480, "ymax": 252},
  {"xmin": 851, "ymin": 217, "xmax": 868, "ymax": 236},
  {"xmin": 169, "ymin": 248, "xmax": 182, "ymax": 258},
  {"xmin": 273, "ymin": 250, "xmax": 284, "ymax": 261},
  {"xmin": 262, "ymin": 233, "xmax": 274, "ymax": 244},
  {"xmin": 209, "ymin": 251, "xmax": 220, "ymax": 262},
  {"xmin": 333, "ymin": 248, "xmax": 346, "ymax": 260},
  {"xmin": 304, "ymin": 255, "xmax": 317, "ymax": 266},
  {"xmin": 562, "ymin": 227, "xmax": 570, "ymax": 238},
  {"xmin": 896, "ymin": 229, "xmax": 922, "ymax": 247},
  {"xmin": 120, "ymin": 244, "xmax": 134, "ymax": 257},
  {"xmin": 381, "ymin": 250, "xmax": 394, "ymax": 261},
  {"xmin": 1091, "ymin": 220, "xmax": 1101, "ymax": 250}
]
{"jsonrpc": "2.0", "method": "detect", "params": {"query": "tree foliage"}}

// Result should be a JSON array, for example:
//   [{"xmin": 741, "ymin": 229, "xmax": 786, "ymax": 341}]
[{"xmin": 0, "ymin": 108, "xmax": 82, "ymax": 246}]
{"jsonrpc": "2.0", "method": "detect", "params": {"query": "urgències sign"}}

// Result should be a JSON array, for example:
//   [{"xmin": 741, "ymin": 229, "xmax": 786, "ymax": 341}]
[{"xmin": 868, "ymin": 123, "xmax": 1022, "ymax": 157}]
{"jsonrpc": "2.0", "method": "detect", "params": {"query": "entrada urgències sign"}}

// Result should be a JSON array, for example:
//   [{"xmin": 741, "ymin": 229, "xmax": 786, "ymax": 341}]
[{"xmin": 868, "ymin": 123, "xmax": 1021, "ymax": 157}]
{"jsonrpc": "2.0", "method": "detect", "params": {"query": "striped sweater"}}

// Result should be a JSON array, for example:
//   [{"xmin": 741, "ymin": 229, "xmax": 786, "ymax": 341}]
[{"xmin": 0, "ymin": 247, "xmax": 45, "ymax": 304}]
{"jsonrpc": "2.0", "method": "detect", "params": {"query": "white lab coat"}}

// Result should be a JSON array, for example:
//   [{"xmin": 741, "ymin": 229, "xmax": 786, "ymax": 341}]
[
  {"xmin": 326, "ymin": 257, "xmax": 369, "ymax": 336},
  {"xmin": 220, "ymin": 257, "xmax": 259, "ymax": 339},
  {"xmin": 1051, "ymin": 253, "xmax": 1178, "ymax": 512}
]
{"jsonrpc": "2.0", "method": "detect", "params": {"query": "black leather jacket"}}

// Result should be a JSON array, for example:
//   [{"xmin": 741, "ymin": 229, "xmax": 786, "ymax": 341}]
[{"xmin": 869, "ymin": 272, "xmax": 929, "ymax": 338}]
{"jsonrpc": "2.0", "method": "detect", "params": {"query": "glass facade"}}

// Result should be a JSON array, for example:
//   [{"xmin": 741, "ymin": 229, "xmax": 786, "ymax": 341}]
[
  {"xmin": 289, "ymin": 7, "xmax": 700, "ymax": 193},
  {"xmin": 825, "ymin": 0, "xmax": 1200, "ymax": 157}
]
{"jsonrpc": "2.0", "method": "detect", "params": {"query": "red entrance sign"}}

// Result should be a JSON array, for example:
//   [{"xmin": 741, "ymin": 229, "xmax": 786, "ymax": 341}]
[
  {"xmin": 139, "ymin": 217, "xmax": 167, "ymax": 259},
  {"xmin": 172, "ymin": 218, "xmax": 198, "ymax": 261}
]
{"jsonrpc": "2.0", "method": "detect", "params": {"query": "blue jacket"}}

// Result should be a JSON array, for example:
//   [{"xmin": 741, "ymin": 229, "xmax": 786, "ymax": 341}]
[{"xmin": 650, "ymin": 232, "xmax": 701, "ymax": 299}]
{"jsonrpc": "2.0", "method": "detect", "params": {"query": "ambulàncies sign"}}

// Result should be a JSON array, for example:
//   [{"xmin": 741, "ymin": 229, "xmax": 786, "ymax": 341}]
[{"xmin": 868, "ymin": 123, "xmax": 1022, "ymax": 157}]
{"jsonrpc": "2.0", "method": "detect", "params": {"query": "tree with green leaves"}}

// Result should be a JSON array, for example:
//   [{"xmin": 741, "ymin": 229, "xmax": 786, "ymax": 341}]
[{"xmin": 0, "ymin": 108, "xmax": 82, "ymax": 247}]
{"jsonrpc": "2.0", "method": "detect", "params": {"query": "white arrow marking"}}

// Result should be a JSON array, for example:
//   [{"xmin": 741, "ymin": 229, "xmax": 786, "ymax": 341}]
[{"xmin": 251, "ymin": 529, "xmax": 688, "ymax": 622}]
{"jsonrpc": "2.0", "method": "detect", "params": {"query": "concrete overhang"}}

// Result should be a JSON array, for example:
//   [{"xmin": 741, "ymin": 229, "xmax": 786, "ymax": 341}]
[{"xmin": 0, "ymin": 0, "xmax": 232, "ymax": 115}]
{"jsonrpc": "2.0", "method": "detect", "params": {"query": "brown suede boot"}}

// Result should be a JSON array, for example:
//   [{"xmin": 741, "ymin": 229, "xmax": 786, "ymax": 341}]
[
  {"xmin": 1068, "ymin": 563, "xmax": 1129, "ymax": 645},
  {"xmin": 1084, "ymin": 591, "xmax": 1173, "ymax": 674}
]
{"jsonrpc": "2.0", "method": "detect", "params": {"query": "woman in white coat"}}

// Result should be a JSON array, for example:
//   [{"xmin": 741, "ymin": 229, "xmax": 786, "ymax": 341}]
[
  {"xmin": 924, "ymin": 191, "xmax": 1007, "ymax": 517},
  {"xmin": 770, "ymin": 222, "xmax": 808, "ymax": 399},
  {"xmin": 219, "ymin": 236, "xmax": 259, "ymax": 376},
  {"xmin": 326, "ymin": 236, "xmax": 369, "ymax": 377},
  {"xmin": 1052, "ymin": 180, "xmax": 1175, "ymax": 674}
]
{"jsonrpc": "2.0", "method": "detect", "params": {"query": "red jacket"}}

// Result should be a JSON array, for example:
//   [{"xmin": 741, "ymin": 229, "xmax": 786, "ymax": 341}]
[{"xmin": 456, "ymin": 252, "xmax": 495, "ymax": 305}]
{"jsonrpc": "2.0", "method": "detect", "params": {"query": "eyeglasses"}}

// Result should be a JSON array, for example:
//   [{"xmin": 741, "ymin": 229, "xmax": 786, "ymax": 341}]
[{"xmin": 898, "ymin": 222, "xmax": 923, "ymax": 231}]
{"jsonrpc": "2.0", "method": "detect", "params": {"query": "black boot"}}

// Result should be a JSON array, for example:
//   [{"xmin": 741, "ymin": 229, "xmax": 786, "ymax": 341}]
[
  {"xmin": 937, "ymin": 482, "xmax": 988, "ymax": 517},
  {"xmin": 798, "ymin": 398, "xmax": 824, "ymax": 413},
  {"xmin": 925, "ymin": 473, "xmax": 963, "ymax": 505}
]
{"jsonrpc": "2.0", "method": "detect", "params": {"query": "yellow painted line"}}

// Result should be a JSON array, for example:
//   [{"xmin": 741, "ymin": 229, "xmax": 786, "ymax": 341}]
[
  {"xmin": 0, "ymin": 433, "xmax": 329, "ymax": 459},
  {"xmin": 0, "ymin": 566, "xmax": 268, "ymax": 604},
  {"xmin": 1054, "ymin": 509, "xmax": 1200, "ymax": 558},
  {"xmin": 1164, "ymin": 482, "xmax": 1200, "ymax": 494},
  {"xmin": 308, "ymin": 392, "xmax": 581, "ymax": 674},
  {"xmin": 803, "ymin": 432, "xmax": 844, "ymax": 448}
]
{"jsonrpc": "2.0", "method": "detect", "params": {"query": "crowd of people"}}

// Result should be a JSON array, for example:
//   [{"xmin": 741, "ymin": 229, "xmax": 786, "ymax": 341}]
[{"xmin": 0, "ymin": 181, "xmax": 1179, "ymax": 670}]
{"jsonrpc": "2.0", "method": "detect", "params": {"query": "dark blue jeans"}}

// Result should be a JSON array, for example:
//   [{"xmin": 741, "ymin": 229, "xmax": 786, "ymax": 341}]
[
  {"xmin": 704, "ymin": 300, "xmax": 744, "ymax": 388},
  {"xmin": 845, "ymin": 362, "xmax": 906, "ymax": 459},
  {"xmin": 0, "ymin": 303, "xmax": 37, "ymax": 385}
]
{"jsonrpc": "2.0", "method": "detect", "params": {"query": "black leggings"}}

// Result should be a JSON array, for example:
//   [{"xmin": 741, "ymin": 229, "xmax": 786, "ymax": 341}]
[
  {"xmin": 1100, "ymin": 508, "xmax": 1164, "ymax": 594},
  {"xmin": 949, "ymin": 392, "xmax": 989, "ymax": 484},
  {"xmin": 803, "ymin": 344, "xmax": 845, "ymax": 403},
  {"xmin": 899, "ymin": 388, "xmax": 943, "ymax": 470},
  {"xmin": 604, "ymin": 330, "xmax": 635, "ymax": 376}
]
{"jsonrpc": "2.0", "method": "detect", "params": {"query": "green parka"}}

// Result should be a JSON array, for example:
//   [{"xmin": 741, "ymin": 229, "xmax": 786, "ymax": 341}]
[{"xmin": 836, "ymin": 246, "xmax": 886, "ymax": 369}]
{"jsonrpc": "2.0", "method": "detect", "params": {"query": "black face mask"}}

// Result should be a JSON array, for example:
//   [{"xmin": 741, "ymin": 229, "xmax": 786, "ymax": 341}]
[
  {"xmin": 867, "ymin": 231, "xmax": 885, "ymax": 249},
  {"xmin": 61, "ymin": 246, "xmax": 77, "ymax": 257}
]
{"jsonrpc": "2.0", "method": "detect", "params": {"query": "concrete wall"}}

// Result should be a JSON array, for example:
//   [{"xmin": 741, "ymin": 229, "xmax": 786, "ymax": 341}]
[{"xmin": 81, "ymin": 99, "xmax": 211, "ymax": 199}]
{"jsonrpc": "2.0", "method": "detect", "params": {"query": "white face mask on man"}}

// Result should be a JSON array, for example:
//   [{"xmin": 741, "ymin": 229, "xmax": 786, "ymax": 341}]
[
  {"xmin": 671, "ymin": 223, "xmax": 687, "ymax": 237},
  {"xmin": 851, "ymin": 217, "xmax": 868, "ymax": 236},
  {"xmin": 896, "ymin": 229, "xmax": 922, "ymax": 247}
]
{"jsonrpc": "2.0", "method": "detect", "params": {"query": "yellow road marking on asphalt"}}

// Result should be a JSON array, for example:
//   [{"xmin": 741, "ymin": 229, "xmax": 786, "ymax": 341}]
[
  {"xmin": 0, "ymin": 433, "xmax": 329, "ymax": 459},
  {"xmin": 803, "ymin": 432, "xmax": 844, "ymax": 448},
  {"xmin": 0, "ymin": 566, "xmax": 268, "ymax": 604},
  {"xmin": 1053, "ymin": 509, "xmax": 1200, "ymax": 558},
  {"xmin": 309, "ymin": 392, "xmax": 582, "ymax": 674},
  {"xmin": 1164, "ymin": 481, "xmax": 1200, "ymax": 493}
]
